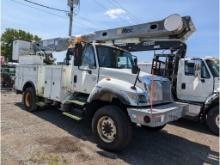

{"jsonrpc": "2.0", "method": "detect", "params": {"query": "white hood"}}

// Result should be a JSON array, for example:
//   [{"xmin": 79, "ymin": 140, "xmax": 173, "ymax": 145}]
[
  {"xmin": 98, "ymin": 67, "xmax": 172, "ymax": 105},
  {"xmin": 99, "ymin": 68, "xmax": 168, "ymax": 87}
]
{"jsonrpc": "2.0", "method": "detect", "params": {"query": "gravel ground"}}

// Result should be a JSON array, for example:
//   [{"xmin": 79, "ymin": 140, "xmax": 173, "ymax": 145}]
[{"xmin": 1, "ymin": 91, "xmax": 219, "ymax": 165}]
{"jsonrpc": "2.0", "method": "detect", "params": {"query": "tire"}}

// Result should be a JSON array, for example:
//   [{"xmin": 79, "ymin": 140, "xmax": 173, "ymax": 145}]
[
  {"xmin": 206, "ymin": 105, "xmax": 219, "ymax": 135},
  {"xmin": 23, "ymin": 87, "xmax": 38, "ymax": 112},
  {"xmin": 143, "ymin": 124, "xmax": 166, "ymax": 131},
  {"xmin": 92, "ymin": 105, "xmax": 133, "ymax": 151}
]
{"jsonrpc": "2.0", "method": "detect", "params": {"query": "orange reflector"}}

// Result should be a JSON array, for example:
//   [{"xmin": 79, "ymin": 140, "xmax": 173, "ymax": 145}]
[
  {"xmin": 105, "ymin": 77, "xmax": 112, "ymax": 81},
  {"xmin": 75, "ymin": 37, "xmax": 81, "ymax": 44}
]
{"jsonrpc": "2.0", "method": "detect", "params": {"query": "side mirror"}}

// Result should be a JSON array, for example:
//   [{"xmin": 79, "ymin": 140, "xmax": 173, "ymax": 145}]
[
  {"xmin": 132, "ymin": 65, "xmax": 139, "ymax": 74},
  {"xmin": 134, "ymin": 58, "xmax": 138, "ymax": 65},
  {"xmin": 65, "ymin": 48, "xmax": 74, "ymax": 65},
  {"xmin": 194, "ymin": 60, "xmax": 202, "ymax": 78},
  {"xmin": 74, "ymin": 43, "xmax": 83, "ymax": 66},
  {"xmin": 132, "ymin": 58, "xmax": 140, "ymax": 74}
]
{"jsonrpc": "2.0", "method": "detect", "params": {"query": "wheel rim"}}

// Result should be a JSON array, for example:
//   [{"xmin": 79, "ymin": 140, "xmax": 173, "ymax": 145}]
[
  {"xmin": 215, "ymin": 114, "xmax": 220, "ymax": 128},
  {"xmin": 25, "ymin": 92, "xmax": 31, "ymax": 107},
  {"xmin": 97, "ymin": 116, "xmax": 117, "ymax": 143}
]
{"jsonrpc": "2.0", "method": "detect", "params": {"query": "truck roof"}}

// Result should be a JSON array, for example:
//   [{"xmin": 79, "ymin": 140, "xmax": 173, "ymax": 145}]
[
  {"xmin": 186, "ymin": 56, "xmax": 219, "ymax": 60},
  {"xmin": 92, "ymin": 43, "xmax": 131, "ymax": 53}
]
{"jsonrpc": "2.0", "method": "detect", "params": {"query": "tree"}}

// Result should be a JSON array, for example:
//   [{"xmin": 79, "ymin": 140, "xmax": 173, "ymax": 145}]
[{"xmin": 1, "ymin": 28, "xmax": 41, "ymax": 61}]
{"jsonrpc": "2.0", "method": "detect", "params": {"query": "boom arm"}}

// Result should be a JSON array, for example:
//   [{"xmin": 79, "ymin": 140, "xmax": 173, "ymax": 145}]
[
  {"xmin": 34, "ymin": 14, "xmax": 195, "ymax": 53},
  {"xmin": 81, "ymin": 14, "xmax": 195, "ymax": 43}
]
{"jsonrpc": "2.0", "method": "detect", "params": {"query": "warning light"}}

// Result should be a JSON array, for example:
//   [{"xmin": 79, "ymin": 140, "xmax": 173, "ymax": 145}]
[{"xmin": 75, "ymin": 37, "xmax": 82, "ymax": 44}]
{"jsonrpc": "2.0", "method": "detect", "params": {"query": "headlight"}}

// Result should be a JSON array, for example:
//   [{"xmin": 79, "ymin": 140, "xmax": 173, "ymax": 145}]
[
  {"xmin": 127, "ymin": 92, "xmax": 138, "ymax": 101},
  {"xmin": 138, "ymin": 94, "xmax": 148, "ymax": 104},
  {"xmin": 122, "ymin": 91, "xmax": 148, "ymax": 105}
]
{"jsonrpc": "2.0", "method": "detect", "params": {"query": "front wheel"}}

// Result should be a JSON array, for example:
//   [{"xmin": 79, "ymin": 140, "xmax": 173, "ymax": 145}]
[
  {"xmin": 206, "ymin": 106, "xmax": 219, "ymax": 135},
  {"xmin": 92, "ymin": 105, "xmax": 133, "ymax": 151}
]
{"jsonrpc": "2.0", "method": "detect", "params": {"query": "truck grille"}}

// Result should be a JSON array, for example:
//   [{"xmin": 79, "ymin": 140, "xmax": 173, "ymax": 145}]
[{"xmin": 143, "ymin": 80, "xmax": 172, "ymax": 106}]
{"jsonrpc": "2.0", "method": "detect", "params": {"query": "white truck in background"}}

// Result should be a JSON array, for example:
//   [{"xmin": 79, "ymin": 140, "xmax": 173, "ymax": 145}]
[
  {"xmin": 14, "ymin": 14, "xmax": 195, "ymax": 150},
  {"xmin": 138, "ymin": 62, "xmax": 152, "ymax": 74},
  {"xmin": 138, "ymin": 56, "xmax": 219, "ymax": 135}
]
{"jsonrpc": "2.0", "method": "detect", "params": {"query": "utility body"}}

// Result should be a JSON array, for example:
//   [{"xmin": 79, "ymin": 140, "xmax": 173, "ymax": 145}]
[{"xmin": 14, "ymin": 14, "xmax": 195, "ymax": 150}]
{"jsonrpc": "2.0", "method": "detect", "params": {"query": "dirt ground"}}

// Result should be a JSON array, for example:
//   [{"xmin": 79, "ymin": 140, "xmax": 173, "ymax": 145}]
[{"xmin": 1, "ymin": 91, "xmax": 219, "ymax": 165}]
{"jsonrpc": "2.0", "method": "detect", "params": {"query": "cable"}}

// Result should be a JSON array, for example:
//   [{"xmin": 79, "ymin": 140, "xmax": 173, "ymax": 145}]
[
  {"xmin": 93, "ymin": 0, "xmax": 134, "ymax": 25},
  {"xmin": 10, "ymin": 0, "xmax": 67, "ymax": 18},
  {"xmin": 10, "ymin": 0, "xmax": 102, "ymax": 31},
  {"xmin": 74, "ymin": 20, "xmax": 98, "ymax": 31},
  {"xmin": 23, "ymin": 0, "xmax": 68, "ymax": 13},
  {"xmin": 107, "ymin": 0, "xmax": 142, "ymax": 23},
  {"xmin": 76, "ymin": 15, "xmax": 107, "ymax": 29},
  {"xmin": 93, "ymin": 0, "xmax": 110, "ymax": 11}
]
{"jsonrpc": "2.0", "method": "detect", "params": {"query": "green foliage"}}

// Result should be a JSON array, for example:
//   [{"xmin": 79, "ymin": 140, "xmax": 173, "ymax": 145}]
[{"xmin": 1, "ymin": 28, "xmax": 41, "ymax": 61}]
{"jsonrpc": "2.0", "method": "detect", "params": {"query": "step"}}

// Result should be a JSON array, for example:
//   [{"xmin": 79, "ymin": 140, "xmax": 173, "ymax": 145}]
[
  {"xmin": 36, "ymin": 101, "xmax": 46, "ymax": 107},
  {"xmin": 62, "ymin": 112, "xmax": 82, "ymax": 121},
  {"xmin": 66, "ymin": 99, "xmax": 86, "ymax": 106}
]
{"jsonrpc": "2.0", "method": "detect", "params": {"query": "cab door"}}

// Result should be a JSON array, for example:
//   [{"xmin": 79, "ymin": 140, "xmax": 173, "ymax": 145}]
[
  {"xmin": 73, "ymin": 44, "xmax": 98, "ymax": 94},
  {"xmin": 15, "ymin": 66, "xmax": 23, "ymax": 90},
  {"xmin": 177, "ymin": 59, "xmax": 213, "ymax": 102}
]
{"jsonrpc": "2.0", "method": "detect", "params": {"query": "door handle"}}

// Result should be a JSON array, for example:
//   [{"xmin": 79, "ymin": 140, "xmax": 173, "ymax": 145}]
[
  {"xmin": 74, "ymin": 75, "xmax": 77, "ymax": 83},
  {"xmin": 52, "ymin": 82, "xmax": 55, "ymax": 85},
  {"xmin": 201, "ymin": 79, "xmax": 205, "ymax": 83},
  {"xmin": 181, "ymin": 83, "xmax": 186, "ymax": 89},
  {"xmin": 87, "ymin": 70, "xmax": 92, "ymax": 74}
]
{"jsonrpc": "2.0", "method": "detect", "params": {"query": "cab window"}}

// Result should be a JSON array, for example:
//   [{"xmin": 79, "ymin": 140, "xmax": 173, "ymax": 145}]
[
  {"xmin": 185, "ymin": 60, "xmax": 210, "ymax": 78},
  {"xmin": 81, "ymin": 45, "xmax": 96, "ymax": 68},
  {"xmin": 185, "ymin": 61, "xmax": 195, "ymax": 75},
  {"xmin": 201, "ymin": 61, "xmax": 210, "ymax": 78},
  {"xmin": 96, "ymin": 45, "xmax": 133, "ymax": 69}
]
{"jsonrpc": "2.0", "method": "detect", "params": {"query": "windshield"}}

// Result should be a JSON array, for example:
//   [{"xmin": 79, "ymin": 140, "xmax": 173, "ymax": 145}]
[
  {"xmin": 96, "ymin": 45, "xmax": 134, "ymax": 69},
  {"xmin": 206, "ymin": 59, "xmax": 220, "ymax": 77}
]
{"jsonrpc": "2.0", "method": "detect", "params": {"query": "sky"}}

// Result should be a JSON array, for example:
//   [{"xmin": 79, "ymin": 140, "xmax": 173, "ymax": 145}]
[{"xmin": 1, "ymin": 0, "xmax": 219, "ymax": 62}]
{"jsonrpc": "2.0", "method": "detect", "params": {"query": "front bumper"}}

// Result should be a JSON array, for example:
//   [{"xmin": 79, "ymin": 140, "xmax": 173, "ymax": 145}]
[{"xmin": 127, "ymin": 102, "xmax": 188, "ymax": 127}]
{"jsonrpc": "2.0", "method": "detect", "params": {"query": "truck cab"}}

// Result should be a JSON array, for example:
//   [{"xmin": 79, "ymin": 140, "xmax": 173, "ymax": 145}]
[
  {"xmin": 72, "ymin": 42, "xmax": 177, "ymax": 107},
  {"xmin": 176, "ymin": 57, "xmax": 219, "ymax": 134},
  {"xmin": 177, "ymin": 57, "xmax": 219, "ymax": 103}
]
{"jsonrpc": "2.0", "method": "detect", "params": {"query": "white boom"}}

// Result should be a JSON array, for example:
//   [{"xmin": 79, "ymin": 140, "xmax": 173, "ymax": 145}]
[
  {"xmin": 34, "ymin": 14, "xmax": 195, "ymax": 51},
  {"xmin": 34, "ymin": 14, "xmax": 195, "ymax": 53}
]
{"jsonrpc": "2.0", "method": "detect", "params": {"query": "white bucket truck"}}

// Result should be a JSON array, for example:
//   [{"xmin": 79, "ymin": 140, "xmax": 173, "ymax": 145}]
[
  {"xmin": 14, "ymin": 14, "xmax": 194, "ymax": 150},
  {"xmin": 138, "ymin": 56, "xmax": 219, "ymax": 135}
]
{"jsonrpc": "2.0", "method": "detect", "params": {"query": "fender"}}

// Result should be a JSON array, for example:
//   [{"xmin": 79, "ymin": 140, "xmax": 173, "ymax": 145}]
[
  {"xmin": 87, "ymin": 78, "xmax": 143, "ymax": 106},
  {"xmin": 22, "ymin": 81, "xmax": 36, "ymax": 93},
  {"xmin": 203, "ymin": 92, "xmax": 219, "ymax": 113}
]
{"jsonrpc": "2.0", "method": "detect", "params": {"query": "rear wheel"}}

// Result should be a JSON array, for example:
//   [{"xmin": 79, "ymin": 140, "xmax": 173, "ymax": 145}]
[
  {"xmin": 92, "ymin": 105, "xmax": 133, "ymax": 151},
  {"xmin": 206, "ymin": 106, "xmax": 219, "ymax": 135},
  {"xmin": 23, "ymin": 87, "xmax": 38, "ymax": 112}
]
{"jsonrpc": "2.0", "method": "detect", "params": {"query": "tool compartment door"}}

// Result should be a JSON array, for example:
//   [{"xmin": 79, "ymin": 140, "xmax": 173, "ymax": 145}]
[
  {"xmin": 22, "ymin": 66, "xmax": 38, "ymax": 89},
  {"xmin": 44, "ymin": 67, "xmax": 53, "ymax": 98},
  {"xmin": 15, "ymin": 66, "xmax": 23, "ymax": 90},
  {"xmin": 50, "ymin": 67, "xmax": 62, "ymax": 101}
]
